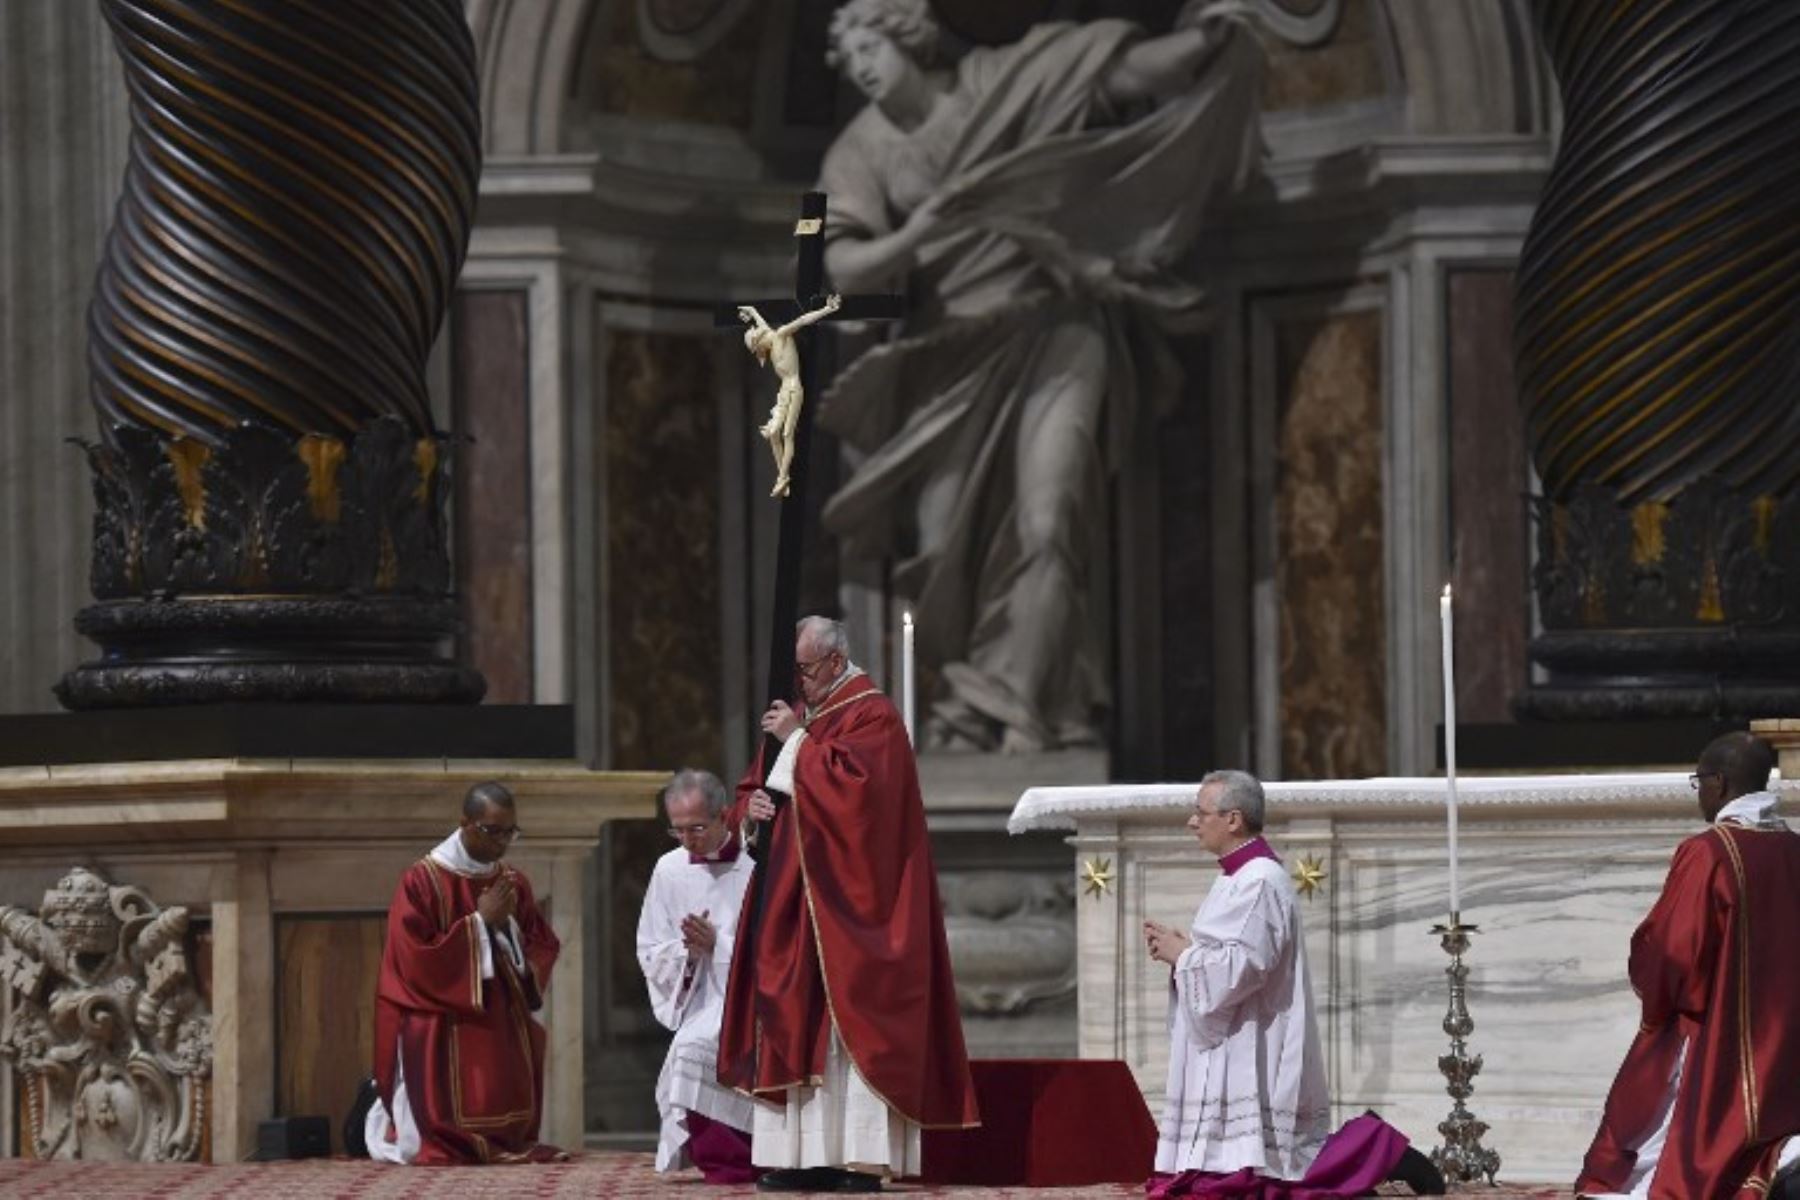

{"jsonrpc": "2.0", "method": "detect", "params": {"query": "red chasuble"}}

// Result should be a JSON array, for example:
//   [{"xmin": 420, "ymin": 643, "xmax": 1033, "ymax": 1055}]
[
  {"xmin": 718, "ymin": 674, "xmax": 980, "ymax": 1130},
  {"xmin": 1577, "ymin": 822, "xmax": 1800, "ymax": 1198},
  {"xmin": 373, "ymin": 855, "xmax": 562, "ymax": 1164}
]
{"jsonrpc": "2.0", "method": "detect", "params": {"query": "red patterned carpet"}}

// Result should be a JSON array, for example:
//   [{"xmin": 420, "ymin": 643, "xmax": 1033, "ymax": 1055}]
[{"xmin": 0, "ymin": 1154, "xmax": 1568, "ymax": 1198}]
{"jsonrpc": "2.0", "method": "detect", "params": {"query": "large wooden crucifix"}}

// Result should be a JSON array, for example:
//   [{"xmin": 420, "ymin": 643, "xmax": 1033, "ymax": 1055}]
[{"xmin": 714, "ymin": 190, "xmax": 901, "ymax": 847}]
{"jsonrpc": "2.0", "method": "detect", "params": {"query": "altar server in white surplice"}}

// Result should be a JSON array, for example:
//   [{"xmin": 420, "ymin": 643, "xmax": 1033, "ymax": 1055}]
[
  {"xmin": 1143, "ymin": 771, "xmax": 1443, "ymax": 1198},
  {"xmin": 638, "ymin": 769, "xmax": 758, "ymax": 1184}
]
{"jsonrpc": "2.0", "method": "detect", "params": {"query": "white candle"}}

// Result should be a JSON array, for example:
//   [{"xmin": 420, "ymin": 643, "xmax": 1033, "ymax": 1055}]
[
  {"xmin": 1441, "ymin": 584, "xmax": 1460, "ymax": 917},
  {"xmin": 902, "ymin": 610, "xmax": 916, "ymax": 747}
]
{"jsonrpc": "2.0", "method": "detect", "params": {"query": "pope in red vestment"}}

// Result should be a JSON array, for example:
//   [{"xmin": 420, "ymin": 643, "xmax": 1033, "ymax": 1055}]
[
  {"xmin": 371, "ymin": 783, "xmax": 564, "ymax": 1165},
  {"xmin": 1577, "ymin": 734, "xmax": 1800, "ymax": 1200},
  {"xmin": 719, "ymin": 619, "xmax": 979, "ymax": 1187}
]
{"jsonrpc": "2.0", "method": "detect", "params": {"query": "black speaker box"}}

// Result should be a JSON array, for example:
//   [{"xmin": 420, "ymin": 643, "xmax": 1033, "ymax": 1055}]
[{"xmin": 256, "ymin": 1115, "xmax": 331, "ymax": 1160}]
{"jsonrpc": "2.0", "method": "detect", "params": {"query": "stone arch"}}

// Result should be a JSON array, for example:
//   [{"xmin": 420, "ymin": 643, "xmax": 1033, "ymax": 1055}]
[
  {"xmin": 468, "ymin": 1, "xmax": 1555, "ymax": 158},
  {"xmin": 1381, "ymin": 0, "xmax": 1553, "ymax": 135},
  {"xmin": 469, "ymin": 0, "xmax": 600, "ymax": 155}
]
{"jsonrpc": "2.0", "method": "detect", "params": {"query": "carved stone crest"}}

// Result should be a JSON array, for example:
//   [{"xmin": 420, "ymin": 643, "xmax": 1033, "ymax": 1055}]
[{"xmin": 0, "ymin": 868, "xmax": 211, "ymax": 1161}]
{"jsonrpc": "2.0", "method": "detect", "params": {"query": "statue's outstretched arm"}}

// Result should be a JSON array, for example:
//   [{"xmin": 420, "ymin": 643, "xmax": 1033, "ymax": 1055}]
[
  {"xmin": 737, "ymin": 304, "xmax": 773, "ymax": 332},
  {"xmin": 1105, "ymin": 3, "xmax": 1252, "ymax": 103}
]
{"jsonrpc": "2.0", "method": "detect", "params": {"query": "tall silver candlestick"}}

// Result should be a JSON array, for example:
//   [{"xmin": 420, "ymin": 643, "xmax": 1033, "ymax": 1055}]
[{"xmin": 1430, "ymin": 916, "xmax": 1501, "ymax": 1184}]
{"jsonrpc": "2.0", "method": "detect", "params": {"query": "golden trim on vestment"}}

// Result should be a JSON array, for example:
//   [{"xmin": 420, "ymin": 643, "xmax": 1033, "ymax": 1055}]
[{"xmin": 1711, "ymin": 825, "xmax": 1759, "ymax": 1141}]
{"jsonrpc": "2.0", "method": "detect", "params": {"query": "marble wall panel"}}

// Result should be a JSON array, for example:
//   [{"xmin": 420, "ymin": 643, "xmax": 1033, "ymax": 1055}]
[
  {"xmin": 1263, "ymin": 0, "xmax": 1390, "ymax": 112},
  {"xmin": 0, "ymin": 3, "xmax": 128, "ymax": 715},
  {"xmin": 452, "ymin": 289, "xmax": 535, "ymax": 703},
  {"xmin": 782, "ymin": 0, "xmax": 847, "ymax": 129},
  {"xmin": 1160, "ymin": 337, "xmax": 1216, "ymax": 779},
  {"xmin": 276, "ymin": 916, "xmax": 385, "ymax": 1153},
  {"xmin": 604, "ymin": 328, "xmax": 724, "ymax": 773},
  {"xmin": 580, "ymin": 0, "xmax": 765, "ymax": 128},
  {"xmin": 1275, "ymin": 310, "xmax": 1387, "ymax": 780},
  {"xmin": 1447, "ymin": 269, "xmax": 1529, "ymax": 724}
]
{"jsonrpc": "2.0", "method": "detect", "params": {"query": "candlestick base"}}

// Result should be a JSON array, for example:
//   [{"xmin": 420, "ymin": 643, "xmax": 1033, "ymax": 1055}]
[{"xmin": 1428, "ymin": 914, "xmax": 1502, "ymax": 1185}]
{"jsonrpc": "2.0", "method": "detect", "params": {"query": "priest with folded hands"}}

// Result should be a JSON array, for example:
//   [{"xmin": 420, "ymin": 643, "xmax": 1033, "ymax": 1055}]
[
  {"xmin": 639, "ymin": 768, "xmax": 759, "ymax": 1183},
  {"xmin": 1144, "ymin": 769, "xmax": 1443, "ymax": 1198},
  {"xmin": 365, "ymin": 781, "xmax": 564, "ymax": 1165}
]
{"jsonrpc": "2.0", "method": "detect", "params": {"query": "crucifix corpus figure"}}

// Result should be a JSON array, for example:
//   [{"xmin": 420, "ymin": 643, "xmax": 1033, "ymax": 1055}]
[{"xmin": 738, "ymin": 293, "xmax": 843, "ymax": 497}]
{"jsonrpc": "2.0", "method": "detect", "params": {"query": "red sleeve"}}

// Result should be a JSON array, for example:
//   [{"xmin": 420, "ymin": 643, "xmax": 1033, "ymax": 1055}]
[
  {"xmin": 1576, "ymin": 837, "xmax": 1723, "ymax": 1193},
  {"xmin": 1628, "ymin": 835, "xmax": 1727, "ymax": 1029},
  {"xmin": 376, "ymin": 864, "xmax": 486, "ymax": 1019},
  {"xmin": 511, "ymin": 869, "xmax": 559, "ymax": 1009},
  {"xmin": 1576, "ymin": 1022, "xmax": 1685, "ymax": 1194}
]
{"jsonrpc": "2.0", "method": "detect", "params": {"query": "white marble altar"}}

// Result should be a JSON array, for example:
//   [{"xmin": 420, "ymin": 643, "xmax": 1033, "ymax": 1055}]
[{"xmin": 1012, "ymin": 773, "xmax": 1798, "ymax": 1184}]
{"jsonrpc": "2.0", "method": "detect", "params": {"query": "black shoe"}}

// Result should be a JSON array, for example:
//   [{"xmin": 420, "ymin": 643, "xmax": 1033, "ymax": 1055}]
[
  {"xmin": 1773, "ymin": 1158, "xmax": 1800, "ymax": 1200},
  {"xmin": 830, "ymin": 1169, "xmax": 882, "ymax": 1193},
  {"xmin": 757, "ymin": 1168, "xmax": 835, "ymax": 1193},
  {"xmin": 1387, "ymin": 1146, "xmax": 1447, "ymax": 1195},
  {"xmin": 342, "ymin": 1076, "xmax": 379, "ymax": 1158}
]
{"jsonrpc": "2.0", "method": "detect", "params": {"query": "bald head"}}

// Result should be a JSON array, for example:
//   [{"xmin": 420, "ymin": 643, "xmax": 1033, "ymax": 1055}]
[
  {"xmin": 1698, "ymin": 732, "xmax": 1776, "ymax": 802},
  {"xmin": 463, "ymin": 781, "xmax": 515, "ymax": 821}
]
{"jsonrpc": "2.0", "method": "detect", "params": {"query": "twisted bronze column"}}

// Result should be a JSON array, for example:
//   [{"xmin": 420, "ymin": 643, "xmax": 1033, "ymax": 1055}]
[
  {"xmin": 1514, "ymin": 0, "xmax": 1800, "ymax": 719},
  {"xmin": 59, "ymin": 0, "xmax": 486, "ymax": 706}
]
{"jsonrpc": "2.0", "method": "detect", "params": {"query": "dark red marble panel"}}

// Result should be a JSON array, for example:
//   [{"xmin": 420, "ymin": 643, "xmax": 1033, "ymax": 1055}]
[
  {"xmin": 1447, "ymin": 269, "xmax": 1530, "ymax": 724},
  {"xmin": 451, "ymin": 289, "xmax": 534, "ymax": 704},
  {"xmin": 604, "ymin": 329, "xmax": 723, "ymax": 772}
]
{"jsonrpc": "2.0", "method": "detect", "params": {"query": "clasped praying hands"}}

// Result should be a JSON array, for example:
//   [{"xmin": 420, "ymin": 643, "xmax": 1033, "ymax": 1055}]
[
  {"xmin": 1143, "ymin": 919, "xmax": 1192, "ymax": 966},
  {"xmin": 681, "ymin": 909, "xmax": 716, "ymax": 956},
  {"xmin": 477, "ymin": 872, "xmax": 518, "ymax": 929}
]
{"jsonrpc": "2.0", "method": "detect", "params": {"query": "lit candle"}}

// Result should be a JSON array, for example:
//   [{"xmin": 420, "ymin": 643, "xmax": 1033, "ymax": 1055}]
[
  {"xmin": 1441, "ymin": 584, "xmax": 1460, "ymax": 917},
  {"xmin": 902, "ymin": 610, "xmax": 916, "ymax": 747}
]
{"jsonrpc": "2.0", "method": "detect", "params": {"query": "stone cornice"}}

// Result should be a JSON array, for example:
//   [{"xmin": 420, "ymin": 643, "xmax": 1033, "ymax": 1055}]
[{"xmin": 0, "ymin": 758, "xmax": 662, "ymax": 848}]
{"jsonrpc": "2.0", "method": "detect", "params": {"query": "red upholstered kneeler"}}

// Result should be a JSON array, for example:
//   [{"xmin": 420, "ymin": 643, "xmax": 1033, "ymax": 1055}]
[{"xmin": 920, "ymin": 1059, "xmax": 1156, "ymax": 1186}]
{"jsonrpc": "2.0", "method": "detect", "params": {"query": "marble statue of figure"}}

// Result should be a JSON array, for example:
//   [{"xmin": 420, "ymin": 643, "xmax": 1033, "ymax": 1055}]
[
  {"xmin": 815, "ymin": 0, "xmax": 1266, "ymax": 753},
  {"xmin": 739, "ymin": 293, "xmax": 844, "ymax": 497},
  {"xmin": 0, "ymin": 868, "xmax": 211, "ymax": 1161}
]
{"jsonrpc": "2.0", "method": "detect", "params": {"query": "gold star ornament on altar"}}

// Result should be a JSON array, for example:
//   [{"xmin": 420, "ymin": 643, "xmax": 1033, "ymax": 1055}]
[
  {"xmin": 1292, "ymin": 854, "xmax": 1328, "ymax": 900},
  {"xmin": 1080, "ymin": 857, "xmax": 1115, "ymax": 899}
]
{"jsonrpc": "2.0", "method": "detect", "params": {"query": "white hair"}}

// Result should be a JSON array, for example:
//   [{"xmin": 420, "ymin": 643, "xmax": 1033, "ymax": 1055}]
[
  {"xmin": 663, "ymin": 768, "xmax": 729, "ymax": 818},
  {"xmin": 796, "ymin": 615, "xmax": 849, "ymax": 657},
  {"xmin": 1201, "ymin": 769, "xmax": 1265, "ymax": 832}
]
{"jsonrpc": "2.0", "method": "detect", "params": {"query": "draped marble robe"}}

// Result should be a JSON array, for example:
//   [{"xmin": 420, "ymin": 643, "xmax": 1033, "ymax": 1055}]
[
  {"xmin": 818, "ymin": 12, "xmax": 1263, "ymax": 752},
  {"xmin": 368, "ymin": 831, "xmax": 562, "ymax": 1165},
  {"xmin": 1577, "ymin": 792, "xmax": 1800, "ymax": 1200},
  {"xmin": 638, "ymin": 835, "xmax": 756, "ymax": 1174}
]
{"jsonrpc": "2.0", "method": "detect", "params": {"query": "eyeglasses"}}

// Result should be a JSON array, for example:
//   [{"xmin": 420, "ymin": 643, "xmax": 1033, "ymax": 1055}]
[
  {"xmin": 794, "ymin": 654, "xmax": 838, "ymax": 680},
  {"xmin": 1688, "ymin": 772, "xmax": 1720, "ymax": 791},
  {"xmin": 667, "ymin": 820, "xmax": 719, "ymax": 840},
  {"xmin": 473, "ymin": 822, "xmax": 522, "ymax": 842}
]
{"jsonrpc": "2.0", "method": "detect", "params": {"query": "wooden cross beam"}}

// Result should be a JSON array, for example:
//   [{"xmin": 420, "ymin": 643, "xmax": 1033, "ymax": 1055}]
[{"xmin": 716, "ymin": 191, "xmax": 902, "ymax": 803}]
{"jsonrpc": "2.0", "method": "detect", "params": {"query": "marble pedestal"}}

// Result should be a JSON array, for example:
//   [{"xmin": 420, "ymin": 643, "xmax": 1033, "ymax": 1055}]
[
  {"xmin": 0, "ymin": 758, "xmax": 660, "ymax": 1162},
  {"xmin": 1011, "ymin": 772, "xmax": 1797, "ymax": 1183},
  {"xmin": 922, "ymin": 749, "xmax": 1103, "ymax": 1061}
]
